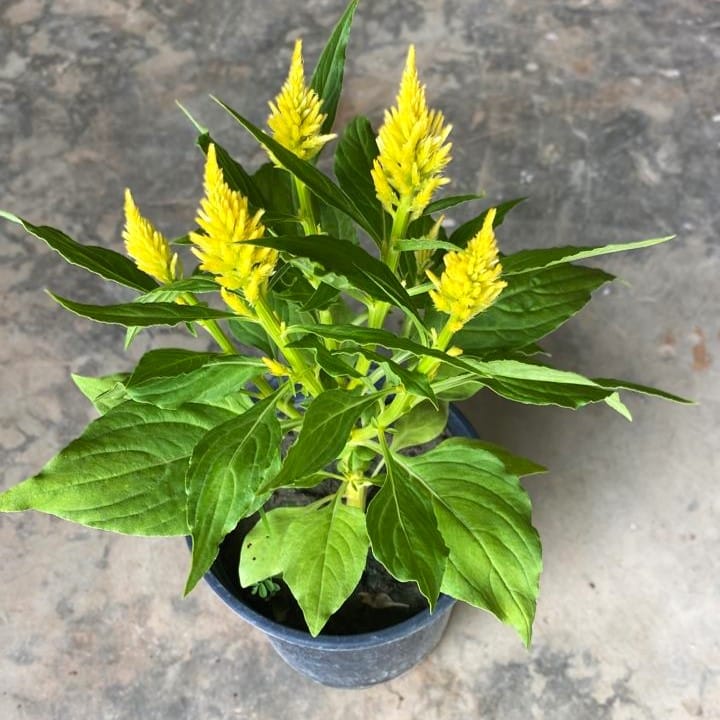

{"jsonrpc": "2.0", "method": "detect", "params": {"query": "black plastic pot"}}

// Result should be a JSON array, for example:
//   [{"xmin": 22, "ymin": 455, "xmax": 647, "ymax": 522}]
[{"xmin": 197, "ymin": 405, "xmax": 476, "ymax": 687}]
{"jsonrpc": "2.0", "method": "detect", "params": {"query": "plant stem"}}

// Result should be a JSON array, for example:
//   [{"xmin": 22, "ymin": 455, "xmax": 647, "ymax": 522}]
[
  {"xmin": 181, "ymin": 292, "xmax": 236, "ymax": 355},
  {"xmin": 294, "ymin": 177, "xmax": 319, "ymax": 236}
]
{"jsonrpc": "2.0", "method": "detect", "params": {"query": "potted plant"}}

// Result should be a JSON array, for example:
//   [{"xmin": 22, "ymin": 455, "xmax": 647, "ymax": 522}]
[{"xmin": 0, "ymin": 0, "xmax": 689, "ymax": 688}]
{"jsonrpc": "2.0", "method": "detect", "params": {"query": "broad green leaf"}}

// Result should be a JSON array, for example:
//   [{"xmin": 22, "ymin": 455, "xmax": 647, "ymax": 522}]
[
  {"xmin": 432, "ymin": 372, "xmax": 485, "ymax": 402},
  {"xmin": 71, "ymin": 372, "xmax": 129, "ymax": 414},
  {"xmin": 126, "ymin": 348, "xmax": 265, "ymax": 408},
  {"xmin": 282, "ymin": 496, "xmax": 369, "ymax": 636},
  {"xmin": 318, "ymin": 203, "xmax": 358, "ymax": 245},
  {"xmin": 501, "ymin": 236, "xmax": 676, "ymax": 276},
  {"xmin": 48, "ymin": 293, "xmax": 235, "ymax": 327},
  {"xmin": 367, "ymin": 444, "xmax": 448, "ymax": 606},
  {"xmin": 310, "ymin": 0, "xmax": 359, "ymax": 135},
  {"xmin": 185, "ymin": 395, "xmax": 282, "ymax": 594},
  {"xmin": 448, "ymin": 198, "xmax": 526, "ymax": 249},
  {"xmin": 213, "ymin": 99, "xmax": 381, "ymax": 243},
  {"xmin": 196, "ymin": 133, "xmax": 266, "ymax": 209},
  {"xmin": 251, "ymin": 163, "xmax": 298, "ymax": 230},
  {"xmin": 247, "ymin": 235, "xmax": 422, "ymax": 323},
  {"xmin": 591, "ymin": 377, "xmax": 693, "ymax": 404},
  {"xmin": 423, "ymin": 193, "xmax": 484, "ymax": 215},
  {"xmin": 0, "ymin": 401, "xmax": 233, "ymax": 535},
  {"xmin": 269, "ymin": 389, "xmax": 384, "ymax": 489},
  {"xmin": 455, "ymin": 265, "xmax": 614, "ymax": 353},
  {"xmin": 392, "ymin": 401, "xmax": 449, "ymax": 451},
  {"xmin": 228, "ymin": 318, "xmax": 274, "ymax": 356},
  {"xmin": 302, "ymin": 281, "xmax": 340, "ymax": 312},
  {"xmin": 239, "ymin": 506, "xmax": 307, "ymax": 587},
  {"xmin": 464, "ymin": 358, "xmax": 618, "ymax": 410},
  {"xmin": 0, "ymin": 211, "xmax": 156, "ymax": 292},
  {"xmin": 396, "ymin": 441, "xmax": 542, "ymax": 645},
  {"xmin": 437, "ymin": 437, "xmax": 546, "ymax": 477},
  {"xmin": 334, "ymin": 115, "xmax": 387, "ymax": 243}
]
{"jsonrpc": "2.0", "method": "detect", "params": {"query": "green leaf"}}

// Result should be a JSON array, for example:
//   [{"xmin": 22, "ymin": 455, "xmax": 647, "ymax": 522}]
[
  {"xmin": 392, "ymin": 401, "xmax": 449, "ymax": 451},
  {"xmin": 437, "ymin": 437, "xmax": 546, "ymax": 477},
  {"xmin": 213, "ymin": 99, "xmax": 381, "ymax": 243},
  {"xmin": 424, "ymin": 193, "xmax": 484, "ymax": 215},
  {"xmin": 318, "ymin": 203, "xmax": 358, "ymax": 245},
  {"xmin": 185, "ymin": 394, "xmax": 282, "ymax": 594},
  {"xmin": 269, "ymin": 389, "xmax": 384, "ymax": 489},
  {"xmin": 395, "ymin": 238, "xmax": 458, "ymax": 253},
  {"xmin": 196, "ymin": 133, "xmax": 266, "ymax": 209},
  {"xmin": 334, "ymin": 115, "xmax": 387, "ymax": 243},
  {"xmin": 48, "ymin": 293, "xmax": 235, "ymax": 327},
  {"xmin": 0, "ymin": 401, "xmax": 233, "ymax": 535},
  {"xmin": 302, "ymin": 281, "xmax": 340, "ymax": 312},
  {"xmin": 71, "ymin": 372, "xmax": 129, "ymax": 414},
  {"xmin": 448, "ymin": 198, "xmax": 526, "ymax": 249},
  {"xmin": 591, "ymin": 377, "xmax": 694, "ymax": 405},
  {"xmin": 367, "ymin": 444, "xmax": 448, "ymax": 606},
  {"xmin": 0, "ymin": 211, "xmax": 157, "ymax": 292},
  {"xmin": 247, "ymin": 235, "xmax": 422, "ymax": 324},
  {"xmin": 455, "ymin": 265, "xmax": 614, "ymax": 353},
  {"xmin": 310, "ymin": 0, "xmax": 359, "ymax": 135},
  {"xmin": 228, "ymin": 318, "xmax": 273, "ymax": 356},
  {"xmin": 464, "ymin": 358, "xmax": 618, "ymax": 410},
  {"xmin": 281, "ymin": 495, "xmax": 369, "ymax": 636},
  {"xmin": 395, "ymin": 441, "xmax": 542, "ymax": 645},
  {"xmin": 239, "ymin": 506, "xmax": 307, "ymax": 587},
  {"xmin": 501, "ymin": 236, "xmax": 676, "ymax": 276},
  {"xmin": 126, "ymin": 348, "xmax": 265, "ymax": 408}
]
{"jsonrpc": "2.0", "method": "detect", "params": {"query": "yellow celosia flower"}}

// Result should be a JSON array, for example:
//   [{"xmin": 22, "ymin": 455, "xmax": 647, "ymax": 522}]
[
  {"xmin": 267, "ymin": 39, "xmax": 336, "ymax": 161},
  {"xmin": 122, "ymin": 189, "xmax": 178, "ymax": 284},
  {"xmin": 371, "ymin": 45, "xmax": 452, "ymax": 220},
  {"xmin": 190, "ymin": 144, "xmax": 277, "ymax": 308},
  {"xmin": 261, "ymin": 356, "xmax": 289, "ymax": 377},
  {"xmin": 427, "ymin": 208, "xmax": 507, "ymax": 332}
]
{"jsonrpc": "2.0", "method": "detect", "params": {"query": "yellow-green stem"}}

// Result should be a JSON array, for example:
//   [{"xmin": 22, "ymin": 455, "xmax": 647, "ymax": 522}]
[
  {"xmin": 254, "ymin": 294, "xmax": 324, "ymax": 397},
  {"xmin": 181, "ymin": 292, "xmax": 236, "ymax": 354},
  {"xmin": 294, "ymin": 177, "xmax": 319, "ymax": 236}
]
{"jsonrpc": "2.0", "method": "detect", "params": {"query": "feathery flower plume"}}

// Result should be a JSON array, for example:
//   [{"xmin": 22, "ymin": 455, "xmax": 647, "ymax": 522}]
[
  {"xmin": 427, "ymin": 208, "xmax": 507, "ymax": 332},
  {"xmin": 190, "ymin": 144, "xmax": 276, "ymax": 309},
  {"xmin": 122, "ymin": 190, "xmax": 178, "ymax": 284},
  {"xmin": 267, "ymin": 39, "xmax": 336, "ymax": 161},
  {"xmin": 371, "ymin": 45, "xmax": 452, "ymax": 221}
]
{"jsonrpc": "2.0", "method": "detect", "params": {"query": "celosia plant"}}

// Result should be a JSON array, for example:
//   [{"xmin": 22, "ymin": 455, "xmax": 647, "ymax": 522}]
[{"xmin": 0, "ymin": 1, "xmax": 689, "ymax": 643}]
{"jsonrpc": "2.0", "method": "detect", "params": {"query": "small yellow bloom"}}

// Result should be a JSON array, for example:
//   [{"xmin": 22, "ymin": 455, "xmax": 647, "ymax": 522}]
[
  {"xmin": 261, "ymin": 356, "xmax": 289, "ymax": 377},
  {"xmin": 371, "ymin": 45, "xmax": 452, "ymax": 220},
  {"xmin": 122, "ymin": 189, "xmax": 178, "ymax": 284},
  {"xmin": 190, "ymin": 144, "xmax": 277, "ymax": 307},
  {"xmin": 427, "ymin": 208, "xmax": 507, "ymax": 332},
  {"xmin": 267, "ymin": 39, "xmax": 336, "ymax": 161}
]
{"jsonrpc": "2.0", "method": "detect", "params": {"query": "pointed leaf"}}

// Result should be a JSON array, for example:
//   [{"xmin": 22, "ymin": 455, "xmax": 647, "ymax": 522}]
[
  {"xmin": 367, "ymin": 446, "xmax": 448, "ymax": 606},
  {"xmin": 310, "ymin": 0, "xmax": 359, "ymax": 134},
  {"xmin": 423, "ymin": 193, "xmax": 484, "ymax": 215},
  {"xmin": 502, "ymin": 236, "xmax": 676, "ymax": 276},
  {"xmin": 392, "ymin": 401, "xmax": 449, "ymax": 451},
  {"xmin": 334, "ymin": 115, "xmax": 387, "ymax": 243},
  {"xmin": 270, "ymin": 389, "xmax": 384, "ymax": 488},
  {"xmin": 448, "ymin": 198, "xmax": 526, "ymax": 249},
  {"xmin": 0, "ymin": 211, "xmax": 156, "ymax": 292},
  {"xmin": 395, "ymin": 441, "xmax": 542, "ymax": 645},
  {"xmin": 126, "ymin": 348, "xmax": 265, "ymax": 408},
  {"xmin": 0, "ymin": 401, "xmax": 233, "ymax": 535},
  {"xmin": 282, "ymin": 496, "xmax": 369, "ymax": 636},
  {"xmin": 591, "ymin": 377, "xmax": 694, "ymax": 404},
  {"xmin": 185, "ymin": 395, "xmax": 282, "ymax": 593},
  {"xmin": 48, "ymin": 293, "xmax": 235, "ymax": 327},
  {"xmin": 455, "ymin": 265, "xmax": 614, "ymax": 353}
]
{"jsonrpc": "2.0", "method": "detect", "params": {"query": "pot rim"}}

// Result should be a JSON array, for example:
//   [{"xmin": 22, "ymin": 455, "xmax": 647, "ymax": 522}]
[{"xmin": 196, "ymin": 404, "xmax": 473, "ymax": 650}]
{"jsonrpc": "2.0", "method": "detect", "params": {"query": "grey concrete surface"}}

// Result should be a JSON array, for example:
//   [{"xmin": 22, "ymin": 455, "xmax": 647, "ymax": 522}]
[{"xmin": 0, "ymin": 0, "xmax": 718, "ymax": 717}]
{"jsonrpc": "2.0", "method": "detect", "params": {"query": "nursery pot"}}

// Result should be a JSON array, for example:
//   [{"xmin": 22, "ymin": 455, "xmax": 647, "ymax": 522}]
[{"xmin": 195, "ymin": 405, "xmax": 476, "ymax": 688}]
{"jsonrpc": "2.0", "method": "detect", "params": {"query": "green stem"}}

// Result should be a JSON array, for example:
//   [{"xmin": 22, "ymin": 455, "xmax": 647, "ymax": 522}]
[
  {"xmin": 294, "ymin": 177, "xmax": 319, "ymax": 236},
  {"xmin": 181, "ymin": 292, "xmax": 236, "ymax": 354},
  {"xmin": 254, "ymin": 293, "xmax": 324, "ymax": 397}
]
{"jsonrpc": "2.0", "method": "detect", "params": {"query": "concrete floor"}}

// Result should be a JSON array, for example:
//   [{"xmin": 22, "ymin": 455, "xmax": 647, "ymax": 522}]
[{"xmin": 1, "ymin": 0, "xmax": 718, "ymax": 717}]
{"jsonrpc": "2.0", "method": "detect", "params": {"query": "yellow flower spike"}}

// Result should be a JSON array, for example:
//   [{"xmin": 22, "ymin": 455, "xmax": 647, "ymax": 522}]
[
  {"xmin": 428, "ymin": 208, "xmax": 507, "ymax": 333},
  {"xmin": 220, "ymin": 288, "xmax": 250, "ymax": 317},
  {"xmin": 122, "ymin": 189, "xmax": 178, "ymax": 284},
  {"xmin": 190, "ymin": 144, "xmax": 277, "ymax": 307},
  {"xmin": 267, "ymin": 39, "xmax": 336, "ymax": 161},
  {"xmin": 371, "ymin": 45, "xmax": 453, "ymax": 220},
  {"xmin": 261, "ymin": 356, "xmax": 289, "ymax": 378}
]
